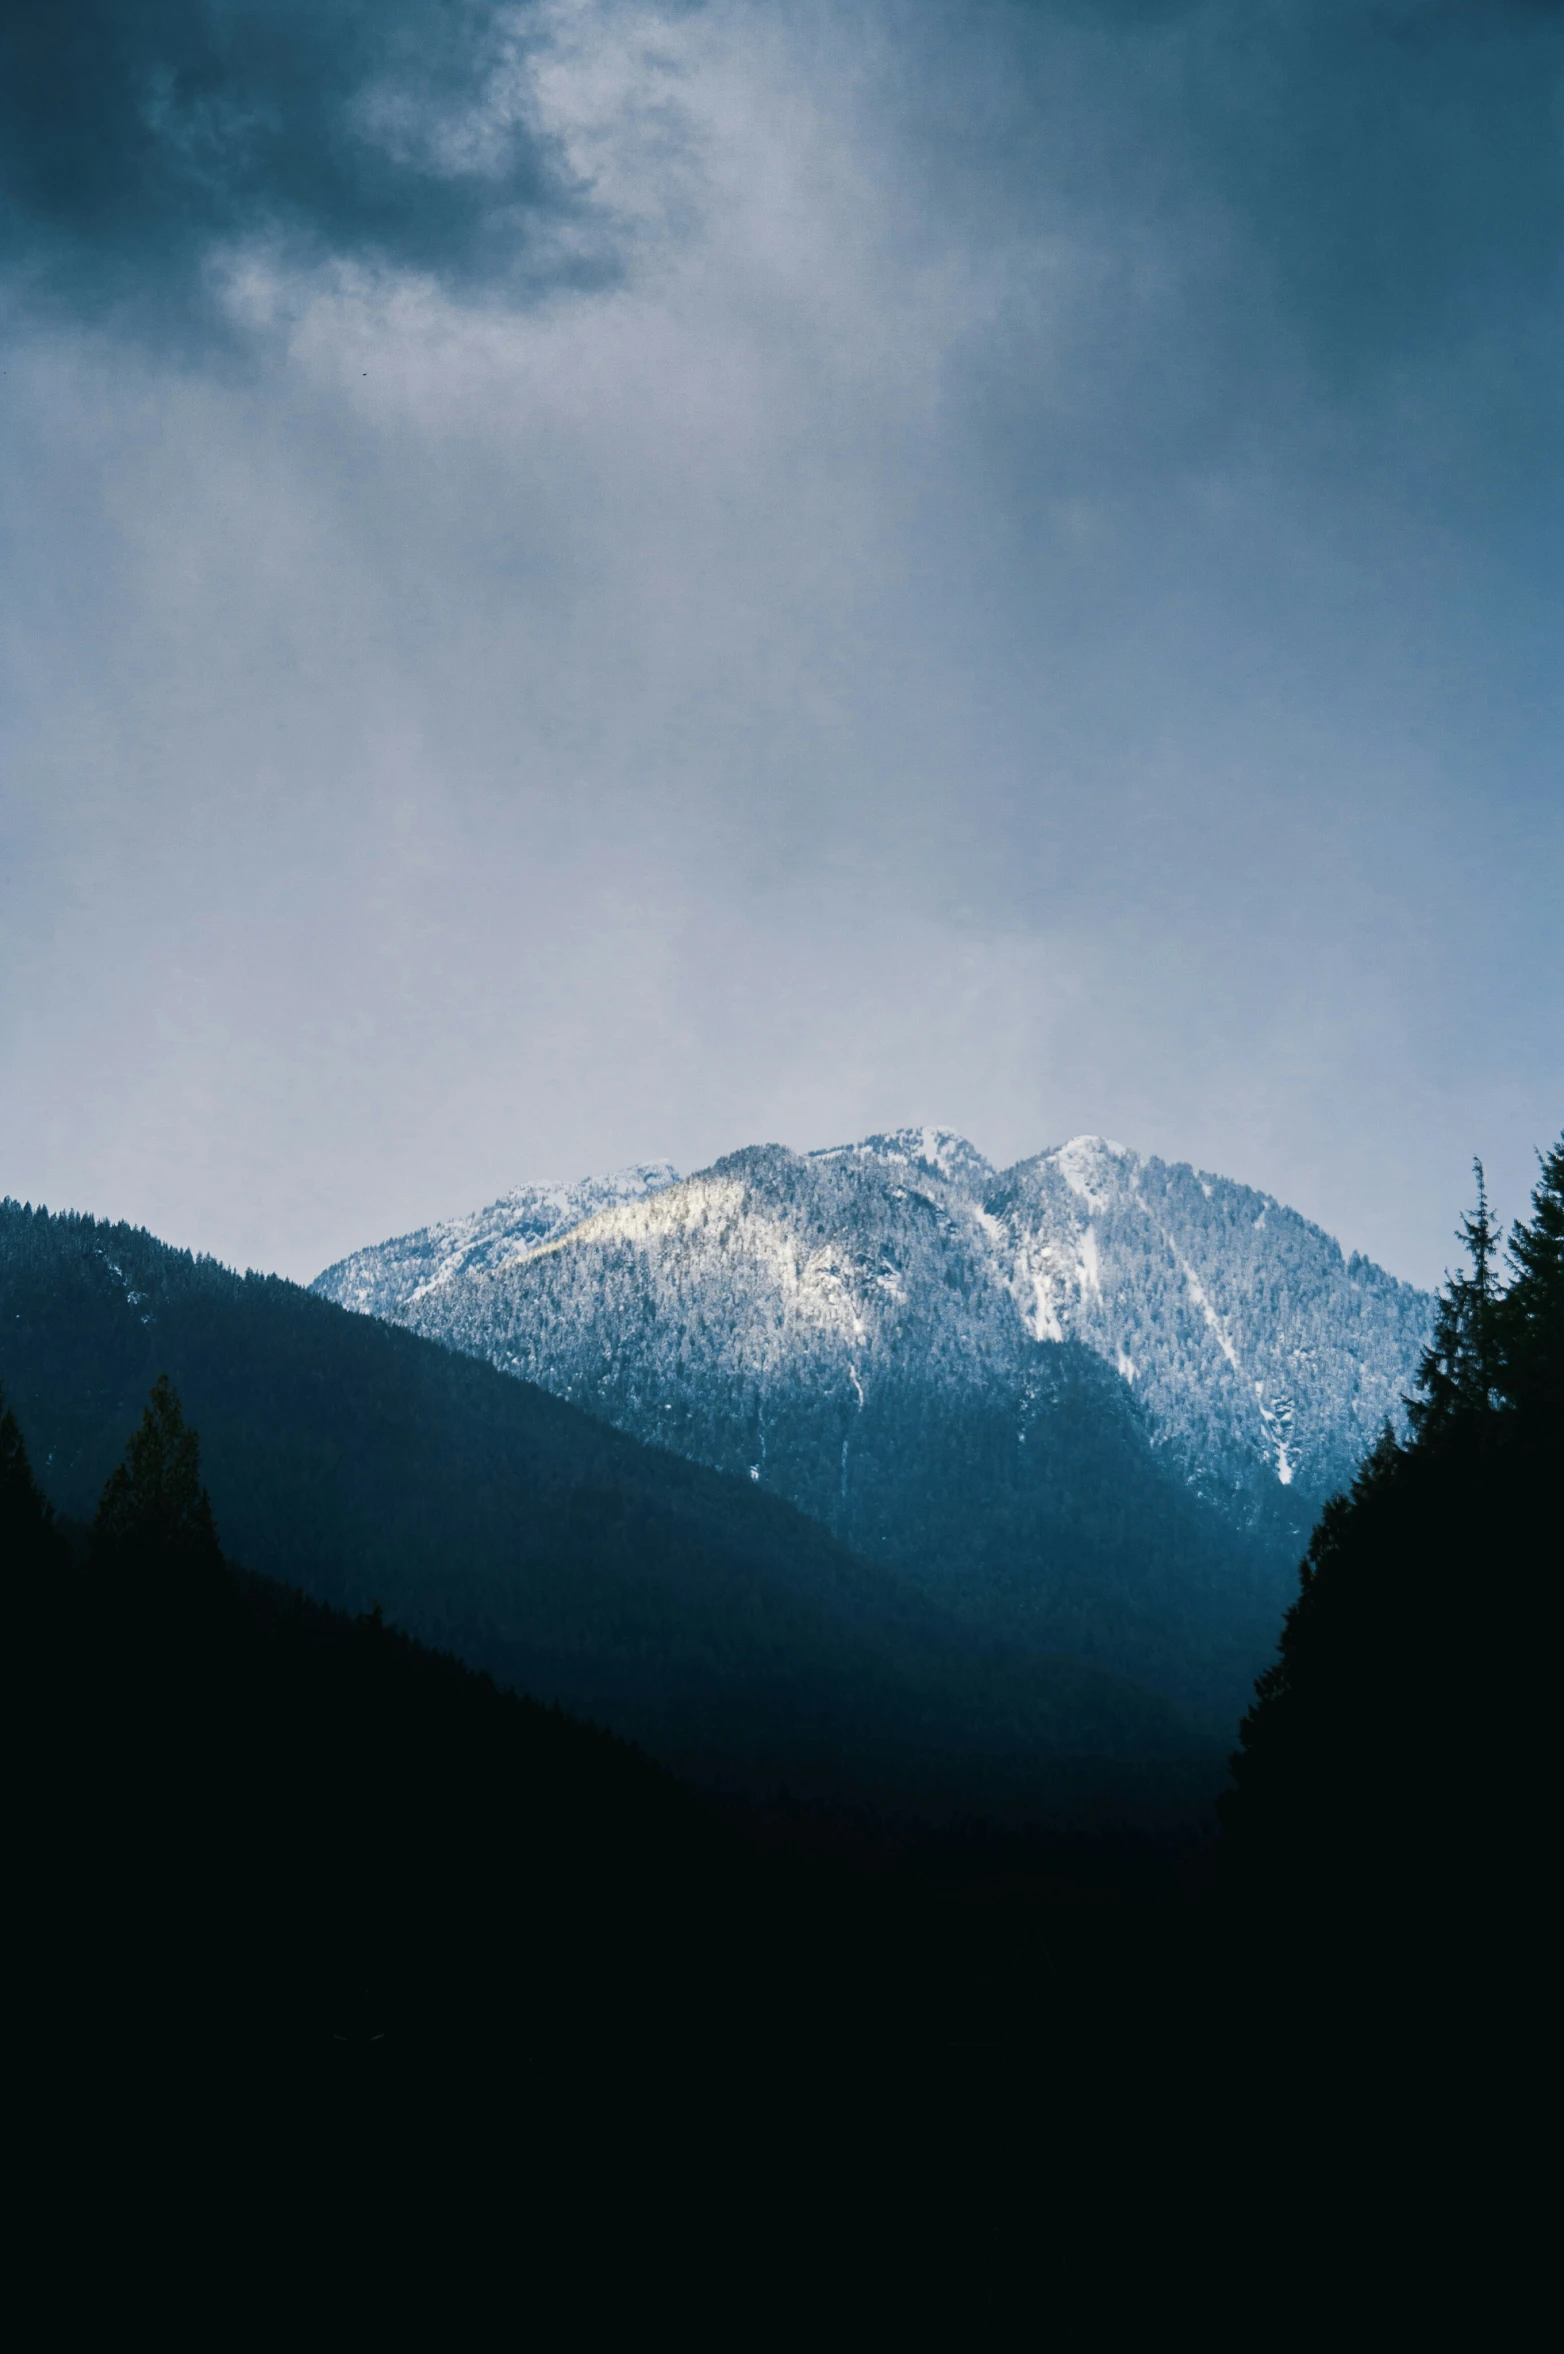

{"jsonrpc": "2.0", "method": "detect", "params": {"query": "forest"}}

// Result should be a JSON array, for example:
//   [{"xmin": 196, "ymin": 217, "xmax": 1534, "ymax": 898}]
[
  {"xmin": 7, "ymin": 1138, "xmax": 1558, "ymax": 2271},
  {"xmin": 0, "ymin": 1194, "xmax": 1220, "ymax": 1832}
]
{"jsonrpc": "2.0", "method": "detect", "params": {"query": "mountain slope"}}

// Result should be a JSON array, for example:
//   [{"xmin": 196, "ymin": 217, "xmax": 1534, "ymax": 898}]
[
  {"xmin": 314, "ymin": 1161, "xmax": 681, "ymax": 1318},
  {"xmin": 0, "ymin": 1198, "xmax": 1196, "ymax": 1825},
  {"xmin": 991, "ymin": 1135, "xmax": 1429, "ymax": 1512},
  {"xmin": 316, "ymin": 1130, "xmax": 1429, "ymax": 1725}
]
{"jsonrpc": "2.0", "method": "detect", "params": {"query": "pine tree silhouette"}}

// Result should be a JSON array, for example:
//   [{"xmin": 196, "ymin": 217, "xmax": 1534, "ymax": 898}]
[
  {"xmin": 1496, "ymin": 1137, "xmax": 1564, "ymax": 1417},
  {"xmin": 1218, "ymin": 1135, "xmax": 1562, "ymax": 2013},
  {"xmin": 92, "ymin": 1374, "xmax": 221, "ymax": 1576},
  {"xmin": 1408, "ymin": 1158, "xmax": 1504, "ymax": 1439},
  {"xmin": 1, "ymin": 1382, "xmax": 66, "ymax": 1650},
  {"xmin": 1, "ymin": 1383, "xmax": 58, "ymax": 1569}
]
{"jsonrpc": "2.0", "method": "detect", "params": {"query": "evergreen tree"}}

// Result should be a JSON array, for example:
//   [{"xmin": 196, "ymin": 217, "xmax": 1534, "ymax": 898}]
[
  {"xmin": 92, "ymin": 1374, "xmax": 221, "ymax": 1575},
  {"xmin": 1407, "ymin": 1159, "xmax": 1503, "ymax": 1440},
  {"xmin": 0, "ymin": 1381, "xmax": 61, "ymax": 1576},
  {"xmin": 1218, "ymin": 1134, "xmax": 1562, "ymax": 1993},
  {"xmin": 1495, "ymin": 1137, "xmax": 1564, "ymax": 1418}
]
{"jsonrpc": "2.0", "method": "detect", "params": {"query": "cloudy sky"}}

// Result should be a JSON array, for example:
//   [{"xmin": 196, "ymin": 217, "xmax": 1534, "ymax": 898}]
[{"xmin": 1, "ymin": 0, "xmax": 1559, "ymax": 1287}]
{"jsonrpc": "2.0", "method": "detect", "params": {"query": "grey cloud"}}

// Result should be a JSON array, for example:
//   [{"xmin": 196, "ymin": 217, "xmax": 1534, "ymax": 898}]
[
  {"xmin": 0, "ymin": 0, "xmax": 1558, "ymax": 1289},
  {"xmin": 891, "ymin": 0, "xmax": 1563, "ymax": 464},
  {"xmin": 7, "ymin": 0, "xmax": 1559, "ymax": 426},
  {"xmin": 0, "ymin": 0, "xmax": 613, "ymax": 323}
]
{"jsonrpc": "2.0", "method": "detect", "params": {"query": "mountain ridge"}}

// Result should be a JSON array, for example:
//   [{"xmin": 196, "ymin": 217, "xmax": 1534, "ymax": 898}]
[
  {"xmin": 317, "ymin": 1128, "xmax": 1429, "ymax": 1520},
  {"xmin": 315, "ymin": 1161, "xmax": 682, "ymax": 1319},
  {"xmin": 311, "ymin": 1130, "xmax": 1431, "ymax": 1726},
  {"xmin": 1, "ymin": 1196, "xmax": 1200, "ymax": 1831}
]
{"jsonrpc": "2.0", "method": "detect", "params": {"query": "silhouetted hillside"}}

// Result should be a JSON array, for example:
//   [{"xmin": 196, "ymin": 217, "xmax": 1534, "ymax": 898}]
[
  {"xmin": 1, "ymin": 1199, "xmax": 1206, "ymax": 1838},
  {"xmin": 8, "ymin": 1380, "xmax": 935, "ymax": 2070},
  {"xmin": 1219, "ymin": 1142, "xmax": 1562, "ymax": 2009},
  {"xmin": 5, "ymin": 1379, "xmax": 1214, "ymax": 2090}
]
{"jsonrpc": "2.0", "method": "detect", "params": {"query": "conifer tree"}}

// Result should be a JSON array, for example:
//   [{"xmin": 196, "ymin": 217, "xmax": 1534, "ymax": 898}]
[
  {"xmin": 1407, "ymin": 1159, "xmax": 1503, "ymax": 1440},
  {"xmin": 0, "ymin": 1382, "xmax": 60, "ymax": 1573},
  {"xmin": 1496, "ymin": 1136, "xmax": 1564, "ymax": 1417},
  {"xmin": 1218, "ymin": 1133, "xmax": 1562, "ymax": 1982},
  {"xmin": 93, "ymin": 1374, "xmax": 221, "ymax": 1574}
]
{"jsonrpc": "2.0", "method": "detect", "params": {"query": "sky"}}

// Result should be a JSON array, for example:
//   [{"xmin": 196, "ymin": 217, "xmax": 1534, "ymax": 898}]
[{"xmin": 1, "ymin": 0, "xmax": 1559, "ymax": 1290}]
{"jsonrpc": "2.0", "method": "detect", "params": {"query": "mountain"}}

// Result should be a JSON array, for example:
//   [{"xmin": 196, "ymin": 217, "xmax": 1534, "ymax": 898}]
[
  {"xmin": 0, "ymin": 1197, "xmax": 1200, "ymax": 1836},
  {"xmin": 314, "ymin": 1129, "xmax": 1431, "ymax": 1724},
  {"xmin": 314, "ymin": 1162, "xmax": 681, "ymax": 1319},
  {"xmin": 986, "ymin": 1134, "xmax": 1428, "ymax": 1513}
]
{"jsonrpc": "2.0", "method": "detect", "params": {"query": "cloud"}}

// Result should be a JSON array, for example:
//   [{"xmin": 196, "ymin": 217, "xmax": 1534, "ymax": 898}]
[
  {"xmin": 884, "ymin": 0, "xmax": 1563, "ymax": 475},
  {"xmin": 0, "ymin": 1, "xmax": 1558, "ymax": 1286},
  {"xmin": 0, "ymin": 0, "xmax": 627, "ymax": 325},
  {"xmin": 7, "ymin": 1, "xmax": 1558, "ymax": 403}
]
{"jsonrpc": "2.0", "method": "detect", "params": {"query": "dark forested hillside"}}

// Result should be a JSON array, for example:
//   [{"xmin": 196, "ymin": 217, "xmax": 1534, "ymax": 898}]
[
  {"xmin": 0, "ymin": 1378, "xmax": 1216, "ymax": 2167},
  {"xmin": 1218, "ymin": 1142, "xmax": 1562, "ymax": 1998},
  {"xmin": 8, "ymin": 1146, "xmax": 1552, "ymax": 2273},
  {"xmin": 6, "ymin": 1378, "xmax": 708, "ymax": 2059},
  {"xmin": 0, "ymin": 1199, "xmax": 1205, "ymax": 1835}
]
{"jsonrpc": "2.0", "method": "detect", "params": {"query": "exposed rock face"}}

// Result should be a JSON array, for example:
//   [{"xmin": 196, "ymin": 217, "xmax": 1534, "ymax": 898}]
[{"xmin": 312, "ymin": 1131, "xmax": 1430, "ymax": 1725}]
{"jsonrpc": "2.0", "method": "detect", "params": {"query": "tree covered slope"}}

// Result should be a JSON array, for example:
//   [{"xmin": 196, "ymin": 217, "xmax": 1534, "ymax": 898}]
[
  {"xmin": 0, "ymin": 1198, "xmax": 1199, "ymax": 1825},
  {"xmin": 1219, "ymin": 1144, "xmax": 1563, "ymax": 1968},
  {"xmin": 6, "ymin": 1376, "xmax": 730, "ymax": 2063},
  {"xmin": 317, "ymin": 1130, "xmax": 1428, "ymax": 1722}
]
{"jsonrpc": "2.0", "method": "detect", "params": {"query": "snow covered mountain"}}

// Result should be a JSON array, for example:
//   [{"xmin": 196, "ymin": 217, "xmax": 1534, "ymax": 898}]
[
  {"xmin": 318, "ymin": 1128, "xmax": 1426, "ymax": 1515},
  {"xmin": 312, "ymin": 1130, "xmax": 1431, "ymax": 1724},
  {"xmin": 313, "ymin": 1162, "xmax": 680, "ymax": 1319},
  {"xmin": 988, "ymin": 1134, "xmax": 1428, "ymax": 1514}
]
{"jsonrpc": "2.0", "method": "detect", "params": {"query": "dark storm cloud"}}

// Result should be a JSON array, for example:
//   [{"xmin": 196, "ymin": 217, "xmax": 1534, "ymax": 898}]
[
  {"xmin": 5, "ymin": 0, "xmax": 1559, "ymax": 377},
  {"xmin": 909, "ymin": 0, "xmax": 1562, "ymax": 444},
  {"xmin": 1184, "ymin": 0, "xmax": 1562, "ymax": 378},
  {"xmin": 0, "ymin": 0, "xmax": 609, "ymax": 320}
]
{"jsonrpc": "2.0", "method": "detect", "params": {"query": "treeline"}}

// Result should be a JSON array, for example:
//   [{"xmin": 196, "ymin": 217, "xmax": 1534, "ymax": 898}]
[
  {"xmin": 7, "ymin": 1374, "xmax": 741, "ymax": 2064},
  {"xmin": 1217, "ymin": 1140, "xmax": 1561, "ymax": 2003},
  {"xmin": 8, "ymin": 1141, "xmax": 1557, "ymax": 2082},
  {"xmin": 0, "ymin": 1197, "xmax": 1204, "ymax": 1823},
  {"xmin": 4, "ymin": 1375, "xmax": 1124, "ymax": 2085},
  {"xmin": 5, "ymin": 1141, "xmax": 1558, "ymax": 2277}
]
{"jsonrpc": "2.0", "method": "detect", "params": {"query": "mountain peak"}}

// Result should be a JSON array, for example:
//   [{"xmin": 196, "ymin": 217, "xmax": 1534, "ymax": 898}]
[
  {"xmin": 315, "ymin": 1131, "xmax": 1431, "ymax": 1527},
  {"xmin": 1049, "ymin": 1135, "xmax": 1137, "ymax": 1206},
  {"xmin": 811, "ymin": 1127, "xmax": 996, "ymax": 1195}
]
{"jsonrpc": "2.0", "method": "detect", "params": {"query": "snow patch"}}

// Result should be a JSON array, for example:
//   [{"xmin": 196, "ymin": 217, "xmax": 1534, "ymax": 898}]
[
  {"xmin": 1053, "ymin": 1135, "xmax": 1132, "ymax": 1211},
  {"xmin": 1022, "ymin": 1260, "xmax": 1064, "ymax": 1344},
  {"xmin": 1180, "ymin": 1261, "xmax": 1243, "ymax": 1373},
  {"xmin": 546, "ymin": 1174, "xmax": 746, "ymax": 1257}
]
